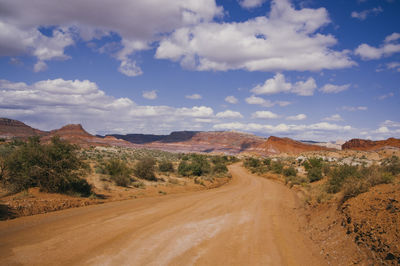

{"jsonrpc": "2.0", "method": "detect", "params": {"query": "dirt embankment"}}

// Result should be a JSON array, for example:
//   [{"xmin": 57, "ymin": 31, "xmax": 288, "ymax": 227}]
[{"xmin": 302, "ymin": 183, "xmax": 400, "ymax": 265}]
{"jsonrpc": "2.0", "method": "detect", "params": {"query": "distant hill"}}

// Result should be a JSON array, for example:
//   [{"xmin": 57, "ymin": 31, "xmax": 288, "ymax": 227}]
[
  {"xmin": 0, "ymin": 118, "xmax": 48, "ymax": 139},
  {"xmin": 342, "ymin": 138, "xmax": 400, "ymax": 151},
  {"xmin": 4, "ymin": 117, "xmax": 398, "ymax": 155},
  {"xmin": 256, "ymin": 136, "xmax": 331, "ymax": 155}
]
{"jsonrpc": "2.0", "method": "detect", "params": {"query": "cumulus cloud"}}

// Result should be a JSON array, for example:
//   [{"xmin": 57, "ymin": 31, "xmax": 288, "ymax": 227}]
[
  {"xmin": 0, "ymin": 0, "xmax": 222, "ymax": 74},
  {"xmin": 238, "ymin": 0, "xmax": 267, "ymax": 9},
  {"xmin": 355, "ymin": 32, "xmax": 400, "ymax": 60},
  {"xmin": 142, "ymin": 90, "xmax": 157, "ymax": 100},
  {"xmin": 225, "ymin": 95, "xmax": 239, "ymax": 104},
  {"xmin": 216, "ymin": 110, "xmax": 243, "ymax": 118},
  {"xmin": 286, "ymin": 114, "xmax": 307, "ymax": 121},
  {"xmin": 156, "ymin": 0, "xmax": 355, "ymax": 72},
  {"xmin": 0, "ymin": 78, "xmax": 218, "ymax": 134},
  {"xmin": 319, "ymin": 83, "xmax": 350, "ymax": 93},
  {"xmin": 186, "ymin": 94, "xmax": 202, "ymax": 100},
  {"xmin": 251, "ymin": 73, "xmax": 316, "ymax": 96},
  {"xmin": 0, "ymin": 21, "xmax": 74, "ymax": 71},
  {"xmin": 351, "ymin": 7, "xmax": 383, "ymax": 20},
  {"xmin": 323, "ymin": 114, "xmax": 343, "ymax": 121},
  {"xmin": 251, "ymin": 111, "xmax": 279, "ymax": 119},
  {"xmin": 245, "ymin": 95, "xmax": 290, "ymax": 107}
]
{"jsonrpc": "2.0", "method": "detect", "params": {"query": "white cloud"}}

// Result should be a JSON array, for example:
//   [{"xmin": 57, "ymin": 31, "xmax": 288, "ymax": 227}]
[
  {"xmin": 375, "ymin": 126, "xmax": 390, "ymax": 133},
  {"xmin": 252, "ymin": 111, "xmax": 279, "ymax": 119},
  {"xmin": 319, "ymin": 83, "xmax": 350, "ymax": 94},
  {"xmin": 213, "ymin": 122, "xmax": 352, "ymax": 135},
  {"xmin": 382, "ymin": 120, "xmax": 400, "ymax": 128},
  {"xmin": 351, "ymin": 6, "xmax": 383, "ymax": 20},
  {"xmin": 342, "ymin": 106, "xmax": 368, "ymax": 111},
  {"xmin": 142, "ymin": 90, "xmax": 157, "ymax": 100},
  {"xmin": 33, "ymin": 61, "xmax": 48, "ymax": 72},
  {"xmin": 216, "ymin": 110, "xmax": 243, "ymax": 118},
  {"xmin": 323, "ymin": 114, "xmax": 343, "ymax": 121},
  {"xmin": 251, "ymin": 73, "xmax": 316, "ymax": 96},
  {"xmin": 385, "ymin": 33, "xmax": 400, "ymax": 43},
  {"xmin": 0, "ymin": 0, "xmax": 222, "ymax": 74},
  {"xmin": 0, "ymin": 78, "xmax": 217, "ymax": 134},
  {"xmin": 225, "ymin": 95, "xmax": 238, "ymax": 104},
  {"xmin": 355, "ymin": 32, "xmax": 400, "ymax": 60},
  {"xmin": 238, "ymin": 0, "xmax": 267, "ymax": 9},
  {"xmin": 378, "ymin": 92, "xmax": 394, "ymax": 100},
  {"xmin": 286, "ymin": 114, "xmax": 306, "ymax": 121},
  {"xmin": 245, "ymin": 95, "xmax": 290, "ymax": 107},
  {"xmin": 0, "ymin": 21, "xmax": 74, "ymax": 71},
  {"xmin": 186, "ymin": 94, "xmax": 202, "ymax": 100},
  {"xmin": 156, "ymin": 0, "xmax": 355, "ymax": 72}
]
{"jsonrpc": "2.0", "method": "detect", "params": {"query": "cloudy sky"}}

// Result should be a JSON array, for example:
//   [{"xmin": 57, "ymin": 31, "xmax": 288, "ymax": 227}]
[{"xmin": 0, "ymin": 0, "xmax": 399, "ymax": 141}]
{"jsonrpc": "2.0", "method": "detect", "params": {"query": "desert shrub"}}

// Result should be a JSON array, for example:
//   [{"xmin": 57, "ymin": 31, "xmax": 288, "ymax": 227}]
[
  {"xmin": 270, "ymin": 161, "xmax": 283, "ymax": 174},
  {"xmin": 244, "ymin": 157, "xmax": 261, "ymax": 168},
  {"xmin": 283, "ymin": 166, "xmax": 297, "ymax": 177},
  {"xmin": 190, "ymin": 156, "xmax": 211, "ymax": 176},
  {"xmin": 285, "ymin": 175, "xmax": 308, "ymax": 187},
  {"xmin": 307, "ymin": 167, "xmax": 323, "ymax": 182},
  {"xmin": 134, "ymin": 157, "xmax": 157, "ymax": 181},
  {"xmin": 303, "ymin": 158, "xmax": 323, "ymax": 170},
  {"xmin": 158, "ymin": 160, "xmax": 174, "ymax": 172},
  {"xmin": 178, "ymin": 161, "xmax": 191, "ymax": 176},
  {"xmin": 105, "ymin": 158, "xmax": 132, "ymax": 186},
  {"xmin": 382, "ymin": 155, "xmax": 400, "ymax": 175},
  {"xmin": 326, "ymin": 165, "xmax": 360, "ymax": 193},
  {"xmin": 341, "ymin": 177, "xmax": 369, "ymax": 203},
  {"xmin": 263, "ymin": 158, "xmax": 271, "ymax": 166},
  {"xmin": 1, "ymin": 136, "xmax": 91, "ymax": 196},
  {"xmin": 212, "ymin": 162, "xmax": 228, "ymax": 174}
]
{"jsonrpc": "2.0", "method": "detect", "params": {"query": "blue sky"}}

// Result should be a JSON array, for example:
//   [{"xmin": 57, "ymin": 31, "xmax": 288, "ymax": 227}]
[{"xmin": 0, "ymin": 0, "xmax": 399, "ymax": 141}]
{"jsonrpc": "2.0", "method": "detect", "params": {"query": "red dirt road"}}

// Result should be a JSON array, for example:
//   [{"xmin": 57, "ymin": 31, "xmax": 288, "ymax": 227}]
[{"xmin": 0, "ymin": 164, "xmax": 324, "ymax": 265}]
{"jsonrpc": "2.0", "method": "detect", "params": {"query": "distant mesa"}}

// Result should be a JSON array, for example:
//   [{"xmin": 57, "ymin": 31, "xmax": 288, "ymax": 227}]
[
  {"xmin": 256, "ymin": 136, "xmax": 332, "ymax": 155},
  {"xmin": 0, "ymin": 118, "xmax": 47, "ymax": 139},
  {"xmin": 1, "ymin": 117, "xmax": 399, "ymax": 155},
  {"xmin": 342, "ymin": 138, "xmax": 400, "ymax": 151}
]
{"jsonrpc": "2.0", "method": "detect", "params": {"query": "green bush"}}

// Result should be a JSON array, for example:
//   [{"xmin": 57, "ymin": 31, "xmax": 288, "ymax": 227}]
[
  {"xmin": 270, "ymin": 161, "xmax": 283, "ymax": 174},
  {"xmin": 178, "ymin": 161, "xmax": 191, "ymax": 176},
  {"xmin": 326, "ymin": 165, "xmax": 359, "ymax": 193},
  {"xmin": 382, "ymin": 155, "xmax": 400, "ymax": 175},
  {"xmin": 104, "ymin": 158, "xmax": 132, "ymax": 186},
  {"xmin": 1, "ymin": 136, "xmax": 91, "ymax": 196},
  {"xmin": 134, "ymin": 157, "xmax": 157, "ymax": 181},
  {"xmin": 158, "ymin": 160, "xmax": 174, "ymax": 172},
  {"xmin": 307, "ymin": 167, "xmax": 323, "ymax": 182},
  {"xmin": 212, "ymin": 162, "xmax": 228, "ymax": 174},
  {"xmin": 244, "ymin": 157, "xmax": 261, "ymax": 168},
  {"xmin": 283, "ymin": 166, "xmax": 297, "ymax": 177}
]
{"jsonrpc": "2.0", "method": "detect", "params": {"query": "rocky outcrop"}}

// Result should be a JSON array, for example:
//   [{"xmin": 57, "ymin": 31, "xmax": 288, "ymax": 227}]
[
  {"xmin": 257, "ymin": 136, "xmax": 331, "ymax": 155},
  {"xmin": 42, "ymin": 124, "xmax": 135, "ymax": 148},
  {"xmin": 342, "ymin": 138, "xmax": 400, "ymax": 151},
  {"xmin": 0, "ymin": 118, "xmax": 47, "ymax": 139}
]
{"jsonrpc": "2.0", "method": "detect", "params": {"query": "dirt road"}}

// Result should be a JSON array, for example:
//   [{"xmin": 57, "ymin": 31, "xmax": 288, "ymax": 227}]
[{"xmin": 0, "ymin": 164, "xmax": 324, "ymax": 265}]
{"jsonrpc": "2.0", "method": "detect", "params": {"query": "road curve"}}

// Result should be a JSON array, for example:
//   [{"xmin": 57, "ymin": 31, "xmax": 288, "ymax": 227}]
[{"xmin": 0, "ymin": 164, "xmax": 324, "ymax": 266}]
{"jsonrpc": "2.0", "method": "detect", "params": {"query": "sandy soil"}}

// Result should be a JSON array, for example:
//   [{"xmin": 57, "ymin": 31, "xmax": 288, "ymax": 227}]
[{"xmin": 0, "ymin": 164, "xmax": 324, "ymax": 265}]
